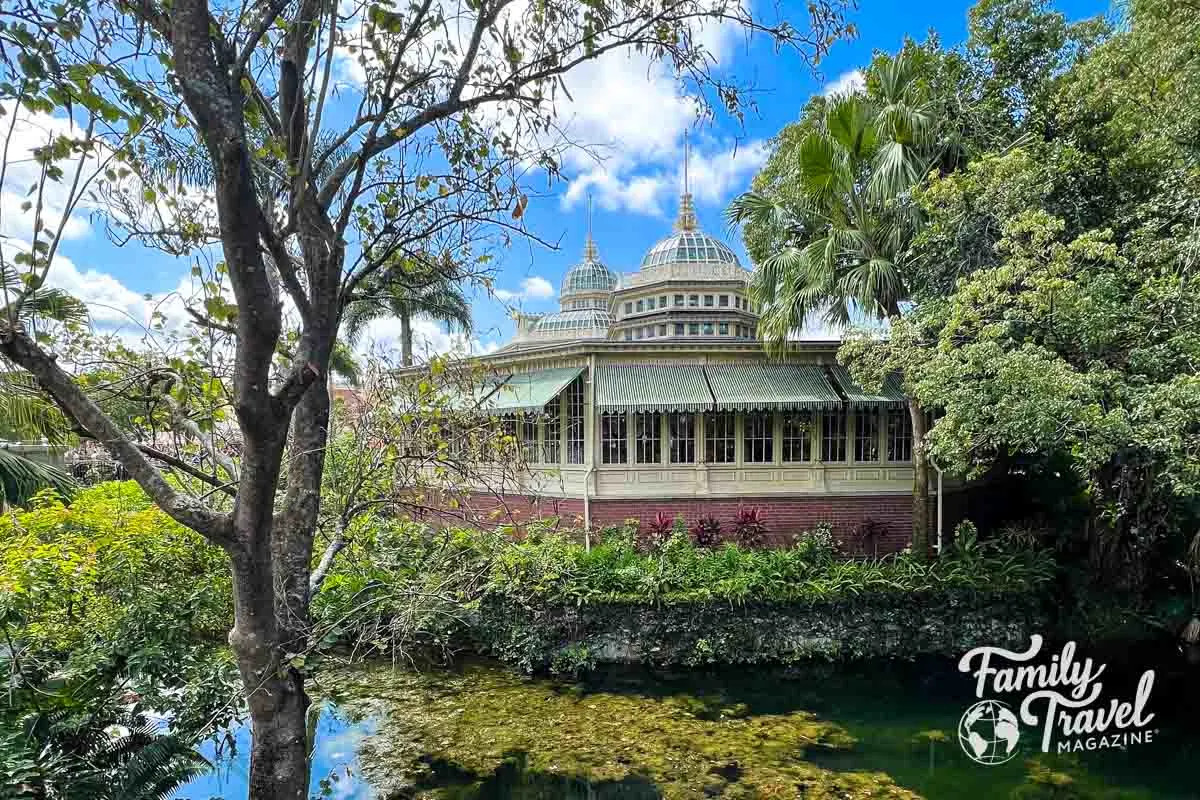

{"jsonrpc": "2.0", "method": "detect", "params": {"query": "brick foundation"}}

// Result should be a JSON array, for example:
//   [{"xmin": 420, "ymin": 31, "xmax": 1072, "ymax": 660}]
[{"xmin": 420, "ymin": 491, "xmax": 954, "ymax": 555}]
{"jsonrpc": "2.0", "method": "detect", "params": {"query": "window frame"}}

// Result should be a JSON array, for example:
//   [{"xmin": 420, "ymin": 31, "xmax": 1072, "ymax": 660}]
[
  {"xmin": 668, "ymin": 412, "xmax": 696, "ymax": 464},
  {"xmin": 705, "ymin": 411, "xmax": 736, "ymax": 464},
  {"xmin": 566, "ymin": 377, "xmax": 584, "ymax": 464},
  {"xmin": 743, "ymin": 411, "xmax": 774, "ymax": 464},
  {"xmin": 854, "ymin": 408, "xmax": 880, "ymax": 463},
  {"xmin": 822, "ymin": 410, "xmax": 847, "ymax": 462},
  {"xmin": 782, "ymin": 411, "xmax": 812, "ymax": 463},
  {"xmin": 635, "ymin": 412, "xmax": 662, "ymax": 464},
  {"xmin": 886, "ymin": 407, "xmax": 912, "ymax": 462},
  {"xmin": 601, "ymin": 412, "xmax": 628, "ymax": 465},
  {"xmin": 543, "ymin": 397, "xmax": 561, "ymax": 464}
]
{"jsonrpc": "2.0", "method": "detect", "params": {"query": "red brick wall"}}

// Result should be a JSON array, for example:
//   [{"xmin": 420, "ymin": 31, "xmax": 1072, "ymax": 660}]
[{"xmin": 430, "ymin": 491, "xmax": 941, "ymax": 555}]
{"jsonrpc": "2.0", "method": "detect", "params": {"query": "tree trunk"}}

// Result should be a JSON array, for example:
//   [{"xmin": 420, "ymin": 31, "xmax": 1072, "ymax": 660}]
[
  {"xmin": 400, "ymin": 309, "xmax": 413, "ymax": 367},
  {"xmin": 909, "ymin": 396, "xmax": 931, "ymax": 559},
  {"xmin": 245, "ymin": 662, "xmax": 310, "ymax": 799},
  {"xmin": 228, "ymin": 549, "xmax": 312, "ymax": 800}
]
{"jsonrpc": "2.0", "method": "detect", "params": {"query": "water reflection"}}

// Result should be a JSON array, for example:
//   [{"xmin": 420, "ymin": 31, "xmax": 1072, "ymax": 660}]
[{"xmin": 175, "ymin": 657, "xmax": 1197, "ymax": 800}]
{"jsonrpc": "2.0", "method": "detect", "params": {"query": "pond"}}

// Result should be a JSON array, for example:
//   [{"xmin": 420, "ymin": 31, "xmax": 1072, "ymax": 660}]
[{"xmin": 175, "ymin": 656, "xmax": 1198, "ymax": 800}]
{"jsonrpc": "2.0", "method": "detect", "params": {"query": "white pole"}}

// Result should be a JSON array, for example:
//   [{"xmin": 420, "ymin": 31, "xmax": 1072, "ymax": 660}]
[{"xmin": 933, "ymin": 458, "xmax": 944, "ymax": 554}]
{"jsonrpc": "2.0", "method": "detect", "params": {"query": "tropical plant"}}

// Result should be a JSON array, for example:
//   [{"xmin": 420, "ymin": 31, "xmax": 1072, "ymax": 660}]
[
  {"xmin": 2, "ymin": 703, "xmax": 209, "ymax": 800},
  {"xmin": 642, "ymin": 512, "xmax": 676, "ymax": 550},
  {"xmin": 727, "ymin": 52, "xmax": 944, "ymax": 557},
  {"xmin": 342, "ymin": 257, "xmax": 474, "ymax": 367},
  {"xmin": 688, "ymin": 515, "xmax": 722, "ymax": 548},
  {"xmin": 732, "ymin": 506, "xmax": 768, "ymax": 548},
  {"xmin": 0, "ymin": 271, "xmax": 83, "ymax": 506}
]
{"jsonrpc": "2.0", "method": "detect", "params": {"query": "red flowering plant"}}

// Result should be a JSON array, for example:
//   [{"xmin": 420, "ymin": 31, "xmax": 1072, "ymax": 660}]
[{"xmin": 733, "ymin": 506, "xmax": 769, "ymax": 548}]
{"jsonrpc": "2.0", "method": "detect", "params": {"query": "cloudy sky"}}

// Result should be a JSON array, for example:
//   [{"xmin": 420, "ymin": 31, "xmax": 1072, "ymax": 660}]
[{"xmin": 1, "ymin": 0, "xmax": 1107, "ymax": 361}]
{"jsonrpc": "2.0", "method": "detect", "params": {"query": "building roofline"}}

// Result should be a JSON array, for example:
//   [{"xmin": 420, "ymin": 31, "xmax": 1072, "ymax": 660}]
[{"xmin": 399, "ymin": 337, "xmax": 844, "ymax": 375}]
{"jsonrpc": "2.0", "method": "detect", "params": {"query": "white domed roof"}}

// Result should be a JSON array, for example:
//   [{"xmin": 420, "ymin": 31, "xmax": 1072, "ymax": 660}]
[
  {"xmin": 561, "ymin": 236, "xmax": 617, "ymax": 295},
  {"xmin": 534, "ymin": 308, "xmax": 612, "ymax": 336},
  {"xmin": 639, "ymin": 193, "xmax": 742, "ymax": 270},
  {"xmin": 641, "ymin": 230, "xmax": 741, "ymax": 269}
]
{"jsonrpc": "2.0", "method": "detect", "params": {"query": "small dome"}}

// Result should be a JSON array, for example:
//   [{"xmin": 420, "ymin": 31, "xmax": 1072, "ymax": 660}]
[
  {"xmin": 561, "ymin": 239, "xmax": 617, "ymax": 295},
  {"xmin": 534, "ymin": 308, "xmax": 613, "ymax": 335},
  {"xmin": 641, "ymin": 230, "xmax": 741, "ymax": 270}
]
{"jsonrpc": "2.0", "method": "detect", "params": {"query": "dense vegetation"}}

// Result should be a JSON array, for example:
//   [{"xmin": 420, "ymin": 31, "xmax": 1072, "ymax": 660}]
[
  {"xmin": 739, "ymin": 0, "xmax": 1200, "ymax": 620},
  {"xmin": 2, "ymin": 0, "xmax": 1200, "ymax": 794},
  {"xmin": 0, "ymin": 483, "xmax": 237, "ymax": 797}
]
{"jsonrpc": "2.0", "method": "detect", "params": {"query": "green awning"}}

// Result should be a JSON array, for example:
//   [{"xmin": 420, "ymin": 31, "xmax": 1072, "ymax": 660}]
[
  {"xmin": 829, "ymin": 365, "xmax": 907, "ymax": 406},
  {"xmin": 706, "ymin": 364, "xmax": 842, "ymax": 411},
  {"xmin": 479, "ymin": 366, "xmax": 584, "ymax": 414},
  {"xmin": 596, "ymin": 365, "xmax": 713, "ymax": 413}
]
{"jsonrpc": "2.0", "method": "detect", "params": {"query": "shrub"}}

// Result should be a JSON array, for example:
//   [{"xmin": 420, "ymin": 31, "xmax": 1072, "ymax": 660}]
[
  {"xmin": 688, "ymin": 515, "xmax": 722, "ymax": 548},
  {"xmin": 850, "ymin": 517, "xmax": 889, "ymax": 558},
  {"xmin": 792, "ymin": 522, "xmax": 840, "ymax": 564},
  {"xmin": 642, "ymin": 512, "xmax": 675, "ymax": 550},
  {"xmin": 732, "ymin": 506, "xmax": 768, "ymax": 548}
]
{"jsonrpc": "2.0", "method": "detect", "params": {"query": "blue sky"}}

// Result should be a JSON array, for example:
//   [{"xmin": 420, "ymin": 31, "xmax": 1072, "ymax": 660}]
[{"xmin": 2, "ymin": 0, "xmax": 1109, "ymax": 358}]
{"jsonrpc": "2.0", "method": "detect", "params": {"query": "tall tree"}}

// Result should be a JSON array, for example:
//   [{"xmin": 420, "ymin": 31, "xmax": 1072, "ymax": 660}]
[
  {"xmin": 0, "ymin": 1, "xmax": 852, "ymax": 797},
  {"xmin": 844, "ymin": 0, "xmax": 1199, "ymax": 595},
  {"xmin": 727, "ymin": 52, "xmax": 941, "ymax": 556},
  {"xmin": 343, "ymin": 259, "xmax": 473, "ymax": 366}
]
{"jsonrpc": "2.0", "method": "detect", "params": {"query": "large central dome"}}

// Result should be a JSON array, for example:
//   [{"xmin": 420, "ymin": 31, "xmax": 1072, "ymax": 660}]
[
  {"xmin": 638, "ymin": 193, "xmax": 742, "ymax": 270},
  {"xmin": 641, "ymin": 230, "xmax": 742, "ymax": 269}
]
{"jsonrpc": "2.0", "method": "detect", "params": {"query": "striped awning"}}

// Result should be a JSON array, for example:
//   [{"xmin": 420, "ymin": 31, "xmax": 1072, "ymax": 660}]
[
  {"xmin": 480, "ymin": 366, "xmax": 585, "ymax": 414},
  {"xmin": 596, "ymin": 364, "xmax": 713, "ymax": 413},
  {"xmin": 707, "ymin": 364, "xmax": 842, "ymax": 411},
  {"xmin": 829, "ymin": 365, "xmax": 907, "ymax": 406}
]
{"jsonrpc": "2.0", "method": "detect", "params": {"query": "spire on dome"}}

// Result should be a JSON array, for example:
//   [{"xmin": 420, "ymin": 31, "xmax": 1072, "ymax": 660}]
[
  {"xmin": 583, "ymin": 192, "xmax": 599, "ymax": 261},
  {"xmin": 674, "ymin": 131, "xmax": 698, "ymax": 232}
]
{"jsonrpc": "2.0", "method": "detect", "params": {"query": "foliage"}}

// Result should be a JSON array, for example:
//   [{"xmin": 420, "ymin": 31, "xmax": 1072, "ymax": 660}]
[
  {"xmin": 1, "ymin": 690, "xmax": 209, "ymax": 800},
  {"xmin": 0, "ymin": 449, "xmax": 74, "ymax": 508},
  {"xmin": 732, "ymin": 506, "xmax": 768, "ymax": 548},
  {"xmin": 0, "ymin": 483, "xmax": 237, "ymax": 739},
  {"xmin": 438, "ymin": 518, "xmax": 1050, "ymax": 607},
  {"xmin": 309, "ymin": 516, "xmax": 1055, "ymax": 671},
  {"xmin": 688, "ymin": 514, "xmax": 723, "ymax": 548},
  {"xmin": 642, "ymin": 512, "xmax": 676, "ymax": 550},
  {"xmin": 727, "ymin": 51, "xmax": 939, "ymax": 340},
  {"xmin": 839, "ymin": 0, "xmax": 1200, "ymax": 598},
  {"xmin": 341, "ymin": 257, "xmax": 474, "ymax": 368}
]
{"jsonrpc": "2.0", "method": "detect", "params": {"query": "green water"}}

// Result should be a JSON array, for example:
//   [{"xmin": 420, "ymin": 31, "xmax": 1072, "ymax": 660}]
[{"xmin": 310, "ymin": 657, "xmax": 1197, "ymax": 800}]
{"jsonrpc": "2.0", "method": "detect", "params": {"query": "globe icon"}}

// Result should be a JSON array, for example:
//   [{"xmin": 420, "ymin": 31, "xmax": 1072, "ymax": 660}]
[{"xmin": 958, "ymin": 699, "xmax": 1021, "ymax": 765}]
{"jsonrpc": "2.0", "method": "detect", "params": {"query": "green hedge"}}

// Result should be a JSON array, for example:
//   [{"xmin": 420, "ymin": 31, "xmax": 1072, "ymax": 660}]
[{"xmin": 319, "ymin": 518, "xmax": 1056, "ymax": 672}]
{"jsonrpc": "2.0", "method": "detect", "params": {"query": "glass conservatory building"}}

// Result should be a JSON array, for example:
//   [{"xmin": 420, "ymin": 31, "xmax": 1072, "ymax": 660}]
[{"xmin": 453, "ymin": 192, "xmax": 933, "ymax": 551}]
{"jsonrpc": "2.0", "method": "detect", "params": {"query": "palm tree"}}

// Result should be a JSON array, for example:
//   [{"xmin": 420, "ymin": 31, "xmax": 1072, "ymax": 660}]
[
  {"xmin": 0, "ymin": 269, "xmax": 84, "ymax": 505},
  {"xmin": 343, "ymin": 261, "xmax": 473, "ymax": 367},
  {"xmin": 727, "ymin": 53, "xmax": 943, "ymax": 557}
]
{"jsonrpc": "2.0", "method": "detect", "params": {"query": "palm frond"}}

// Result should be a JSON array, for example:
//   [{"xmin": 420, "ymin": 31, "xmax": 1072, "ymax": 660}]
[
  {"xmin": 0, "ymin": 374, "xmax": 72, "ymax": 443},
  {"xmin": 0, "ymin": 447, "xmax": 74, "ymax": 507}
]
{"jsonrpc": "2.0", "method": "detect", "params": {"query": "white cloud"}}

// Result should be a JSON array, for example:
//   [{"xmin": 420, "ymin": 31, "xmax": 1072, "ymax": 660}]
[
  {"xmin": 562, "ymin": 138, "xmax": 768, "ymax": 217},
  {"xmin": 821, "ymin": 69, "xmax": 865, "ymax": 98},
  {"xmin": 329, "ymin": 2, "xmax": 754, "ymax": 220},
  {"xmin": 0, "ymin": 100, "xmax": 217, "ymax": 262},
  {"xmin": 494, "ymin": 275, "xmax": 554, "ymax": 302},
  {"xmin": 0, "ymin": 100, "xmax": 99, "ymax": 245}
]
